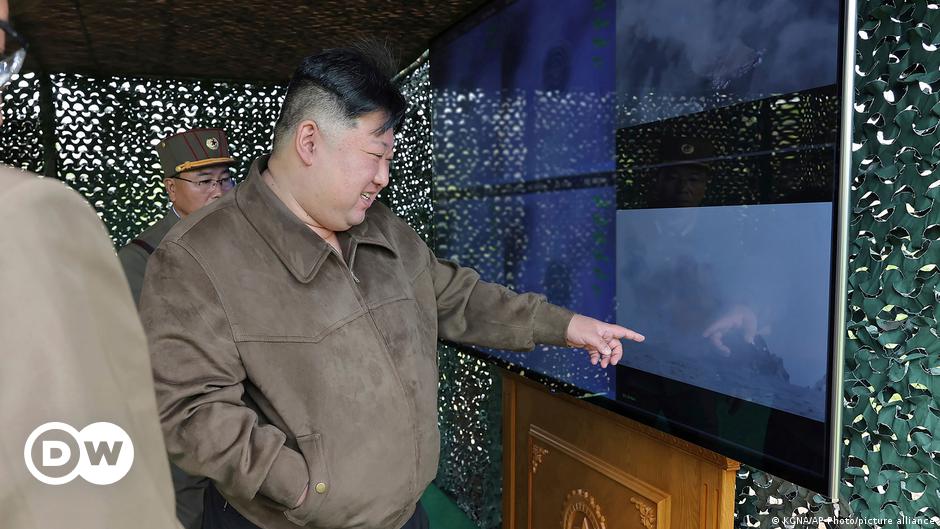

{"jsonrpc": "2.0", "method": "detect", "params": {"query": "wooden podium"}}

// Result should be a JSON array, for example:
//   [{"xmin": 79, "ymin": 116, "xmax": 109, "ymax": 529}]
[{"xmin": 502, "ymin": 372, "xmax": 740, "ymax": 529}]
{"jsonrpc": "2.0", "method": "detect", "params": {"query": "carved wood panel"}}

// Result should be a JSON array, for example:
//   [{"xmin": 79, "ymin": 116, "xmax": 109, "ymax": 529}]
[
  {"xmin": 504, "ymin": 372, "xmax": 739, "ymax": 529},
  {"xmin": 527, "ymin": 426, "xmax": 669, "ymax": 529}
]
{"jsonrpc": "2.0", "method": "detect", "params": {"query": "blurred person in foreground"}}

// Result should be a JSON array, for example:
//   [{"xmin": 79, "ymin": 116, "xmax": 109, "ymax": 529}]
[{"xmin": 0, "ymin": 2, "xmax": 179, "ymax": 527}]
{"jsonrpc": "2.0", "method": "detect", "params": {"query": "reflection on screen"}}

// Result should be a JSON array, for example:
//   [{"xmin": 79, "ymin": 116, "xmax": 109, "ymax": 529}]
[
  {"xmin": 432, "ymin": 0, "xmax": 616, "ymax": 187},
  {"xmin": 616, "ymin": 204, "xmax": 831, "ymax": 420},
  {"xmin": 616, "ymin": 0, "xmax": 839, "ymax": 127},
  {"xmin": 431, "ymin": 0, "xmax": 619, "ymax": 393},
  {"xmin": 435, "ymin": 188, "xmax": 617, "ymax": 394}
]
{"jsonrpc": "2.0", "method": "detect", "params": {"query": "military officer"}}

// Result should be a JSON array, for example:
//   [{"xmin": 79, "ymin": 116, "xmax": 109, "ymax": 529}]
[
  {"xmin": 118, "ymin": 128, "xmax": 236, "ymax": 305},
  {"xmin": 118, "ymin": 128, "xmax": 235, "ymax": 529}
]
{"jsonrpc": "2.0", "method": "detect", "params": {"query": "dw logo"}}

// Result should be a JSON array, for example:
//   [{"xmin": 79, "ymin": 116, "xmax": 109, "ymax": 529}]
[{"xmin": 24, "ymin": 422, "xmax": 135, "ymax": 485}]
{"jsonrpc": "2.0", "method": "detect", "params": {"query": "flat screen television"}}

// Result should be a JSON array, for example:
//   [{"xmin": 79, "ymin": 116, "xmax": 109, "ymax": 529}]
[{"xmin": 430, "ymin": 0, "xmax": 853, "ymax": 498}]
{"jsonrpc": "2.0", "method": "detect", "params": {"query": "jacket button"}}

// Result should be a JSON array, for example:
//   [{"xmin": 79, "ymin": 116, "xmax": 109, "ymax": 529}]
[{"xmin": 315, "ymin": 482, "xmax": 328, "ymax": 494}]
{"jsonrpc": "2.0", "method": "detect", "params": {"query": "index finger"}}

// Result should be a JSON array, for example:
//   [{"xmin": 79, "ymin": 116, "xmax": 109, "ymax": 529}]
[{"xmin": 605, "ymin": 324, "xmax": 645, "ymax": 343}]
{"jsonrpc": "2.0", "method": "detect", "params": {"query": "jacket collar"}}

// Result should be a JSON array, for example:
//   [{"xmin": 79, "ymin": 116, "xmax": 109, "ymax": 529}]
[
  {"xmin": 236, "ymin": 155, "xmax": 395, "ymax": 283},
  {"xmin": 344, "ymin": 207, "xmax": 397, "ymax": 257}
]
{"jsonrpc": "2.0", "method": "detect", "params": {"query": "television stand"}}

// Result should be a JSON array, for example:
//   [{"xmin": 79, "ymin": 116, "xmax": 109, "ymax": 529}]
[{"xmin": 501, "ymin": 371, "xmax": 740, "ymax": 529}]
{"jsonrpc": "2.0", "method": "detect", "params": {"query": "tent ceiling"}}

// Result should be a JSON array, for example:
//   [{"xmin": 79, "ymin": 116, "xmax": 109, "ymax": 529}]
[{"xmin": 10, "ymin": 0, "xmax": 482, "ymax": 82}]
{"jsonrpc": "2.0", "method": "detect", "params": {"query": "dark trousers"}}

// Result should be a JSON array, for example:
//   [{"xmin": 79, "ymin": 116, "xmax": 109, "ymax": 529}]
[{"xmin": 202, "ymin": 482, "xmax": 430, "ymax": 529}]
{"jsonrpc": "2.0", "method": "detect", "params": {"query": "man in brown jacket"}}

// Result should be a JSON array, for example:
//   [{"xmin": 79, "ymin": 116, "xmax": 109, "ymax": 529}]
[{"xmin": 140, "ymin": 45, "xmax": 643, "ymax": 529}]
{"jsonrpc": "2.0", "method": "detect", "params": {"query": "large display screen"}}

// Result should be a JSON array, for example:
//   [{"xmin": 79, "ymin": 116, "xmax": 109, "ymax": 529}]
[{"xmin": 431, "ymin": 0, "xmax": 847, "ymax": 496}]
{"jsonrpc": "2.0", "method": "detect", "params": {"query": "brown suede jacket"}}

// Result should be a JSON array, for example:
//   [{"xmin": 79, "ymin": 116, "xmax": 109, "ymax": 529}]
[{"xmin": 140, "ymin": 155, "xmax": 574, "ymax": 529}]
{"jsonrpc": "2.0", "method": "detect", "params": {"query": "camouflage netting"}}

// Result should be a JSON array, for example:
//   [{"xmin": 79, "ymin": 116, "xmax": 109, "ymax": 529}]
[
  {"xmin": 53, "ymin": 74, "xmax": 285, "ymax": 246},
  {"xmin": 4, "ymin": 72, "xmax": 285, "ymax": 242},
  {"xmin": 844, "ymin": 0, "xmax": 940, "ymax": 524},
  {"xmin": 0, "ymin": 72, "xmax": 43, "ymax": 172},
  {"xmin": 386, "ymin": 61, "xmax": 434, "ymax": 240},
  {"xmin": 4, "ymin": 0, "xmax": 940, "ymax": 526}
]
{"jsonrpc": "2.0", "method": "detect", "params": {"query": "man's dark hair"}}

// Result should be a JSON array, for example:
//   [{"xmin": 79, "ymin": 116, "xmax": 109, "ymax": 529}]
[{"xmin": 273, "ymin": 42, "xmax": 407, "ymax": 149}]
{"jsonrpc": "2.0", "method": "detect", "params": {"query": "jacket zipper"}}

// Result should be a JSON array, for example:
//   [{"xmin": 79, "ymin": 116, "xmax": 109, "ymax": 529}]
[{"xmin": 331, "ymin": 253, "xmax": 419, "ymax": 496}]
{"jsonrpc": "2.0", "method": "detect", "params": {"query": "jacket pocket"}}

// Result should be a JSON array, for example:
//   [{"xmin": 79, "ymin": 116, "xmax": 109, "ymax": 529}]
[{"xmin": 283, "ymin": 432, "xmax": 331, "ymax": 526}]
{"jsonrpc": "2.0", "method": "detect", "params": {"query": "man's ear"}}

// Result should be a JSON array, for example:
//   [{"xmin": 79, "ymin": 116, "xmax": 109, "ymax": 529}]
[
  {"xmin": 295, "ymin": 120, "xmax": 322, "ymax": 166},
  {"xmin": 164, "ymin": 177, "xmax": 177, "ymax": 202}
]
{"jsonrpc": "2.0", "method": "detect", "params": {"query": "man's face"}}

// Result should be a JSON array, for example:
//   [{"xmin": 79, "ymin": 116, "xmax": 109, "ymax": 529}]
[
  {"xmin": 652, "ymin": 165, "xmax": 710, "ymax": 207},
  {"xmin": 673, "ymin": 165, "xmax": 709, "ymax": 207},
  {"xmin": 165, "ymin": 165, "xmax": 234, "ymax": 217},
  {"xmin": 298, "ymin": 110, "xmax": 394, "ymax": 231}
]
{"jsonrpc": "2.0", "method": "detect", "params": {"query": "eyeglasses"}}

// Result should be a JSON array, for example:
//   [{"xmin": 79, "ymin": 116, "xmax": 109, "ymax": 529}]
[
  {"xmin": 172, "ymin": 175, "xmax": 236, "ymax": 191},
  {"xmin": 0, "ymin": 20, "xmax": 29, "ymax": 90}
]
